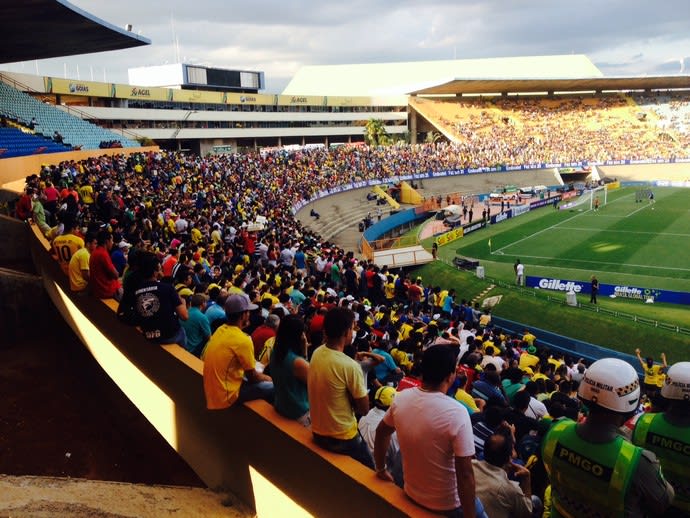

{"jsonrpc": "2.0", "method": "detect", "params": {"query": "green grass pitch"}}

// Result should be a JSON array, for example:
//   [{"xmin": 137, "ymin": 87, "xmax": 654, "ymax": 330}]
[{"xmin": 452, "ymin": 187, "xmax": 690, "ymax": 292}]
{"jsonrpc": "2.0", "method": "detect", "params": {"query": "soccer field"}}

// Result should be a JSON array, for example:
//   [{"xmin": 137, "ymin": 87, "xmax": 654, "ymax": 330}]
[{"xmin": 454, "ymin": 187, "xmax": 690, "ymax": 290}]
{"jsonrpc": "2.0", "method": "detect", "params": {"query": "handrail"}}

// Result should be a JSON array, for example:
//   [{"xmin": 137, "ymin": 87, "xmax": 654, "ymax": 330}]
[
  {"xmin": 0, "ymin": 73, "xmax": 37, "ymax": 94},
  {"xmin": 61, "ymin": 104, "xmax": 146, "ymax": 143}
]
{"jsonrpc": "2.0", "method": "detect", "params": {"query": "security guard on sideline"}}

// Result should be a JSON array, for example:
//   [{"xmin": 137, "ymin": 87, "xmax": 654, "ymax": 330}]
[
  {"xmin": 542, "ymin": 358, "xmax": 674, "ymax": 517},
  {"xmin": 633, "ymin": 362, "xmax": 690, "ymax": 516}
]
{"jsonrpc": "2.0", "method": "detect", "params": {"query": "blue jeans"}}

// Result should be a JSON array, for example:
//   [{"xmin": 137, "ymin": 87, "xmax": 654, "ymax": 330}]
[
  {"xmin": 313, "ymin": 432, "xmax": 375, "ymax": 469},
  {"xmin": 238, "ymin": 380, "xmax": 274, "ymax": 404},
  {"xmin": 156, "ymin": 326, "xmax": 187, "ymax": 349},
  {"xmin": 443, "ymin": 497, "xmax": 488, "ymax": 518}
]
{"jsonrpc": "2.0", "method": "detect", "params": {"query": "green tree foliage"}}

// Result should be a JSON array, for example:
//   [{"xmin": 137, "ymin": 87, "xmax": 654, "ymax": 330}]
[{"xmin": 364, "ymin": 119, "xmax": 392, "ymax": 146}]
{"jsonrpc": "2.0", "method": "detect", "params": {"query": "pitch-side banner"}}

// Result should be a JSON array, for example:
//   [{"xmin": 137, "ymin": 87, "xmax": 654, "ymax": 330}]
[
  {"xmin": 526, "ymin": 276, "xmax": 690, "ymax": 305},
  {"xmin": 435, "ymin": 227, "xmax": 464, "ymax": 246}
]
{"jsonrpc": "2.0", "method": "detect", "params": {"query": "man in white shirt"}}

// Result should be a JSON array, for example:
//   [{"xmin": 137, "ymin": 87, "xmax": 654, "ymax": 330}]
[
  {"xmin": 524, "ymin": 380, "xmax": 548, "ymax": 420},
  {"xmin": 481, "ymin": 345, "xmax": 506, "ymax": 373},
  {"xmin": 375, "ymin": 346, "xmax": 487, "ymax": 516},
  {"xmin": 516, "ymin": 261, "xmax": 525, "ymax": 286}
]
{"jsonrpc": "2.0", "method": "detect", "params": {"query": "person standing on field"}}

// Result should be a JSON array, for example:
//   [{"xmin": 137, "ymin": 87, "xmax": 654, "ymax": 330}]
[
  {"xmin": 590, "ymin": 275, "xmax": 599, "ymax": 304},
  {"xmin": 515, "ymin": 260, "xmax": 524, "ymax": 286}
]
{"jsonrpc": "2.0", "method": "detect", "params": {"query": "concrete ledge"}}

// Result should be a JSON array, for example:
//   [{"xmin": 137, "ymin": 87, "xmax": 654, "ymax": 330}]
[{"xmin": 24, "ymin": 222, "xmax": 436, "ymax": 517}]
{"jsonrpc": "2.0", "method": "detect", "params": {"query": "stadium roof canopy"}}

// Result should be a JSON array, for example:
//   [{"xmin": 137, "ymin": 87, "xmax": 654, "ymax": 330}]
[
  {"xmin": 409, "ymin": 75, "xmax": 690, "ymax": 95},
  {"xmin": 0, "ymin": 0, "xmax": 150, "ymax": 64},
  {"xmin": 283, "ymin": 55, "xmax": 603, "ymax": 96}
]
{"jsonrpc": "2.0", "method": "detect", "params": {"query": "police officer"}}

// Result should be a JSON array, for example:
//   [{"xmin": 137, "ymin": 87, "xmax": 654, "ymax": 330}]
[
  {"xmin": 542, "ymin": 358, "xmax": 674, "ymax": 517},
  {"xmin": 633, "ymin": 362, "xmax": 690, "ymax": 516}
]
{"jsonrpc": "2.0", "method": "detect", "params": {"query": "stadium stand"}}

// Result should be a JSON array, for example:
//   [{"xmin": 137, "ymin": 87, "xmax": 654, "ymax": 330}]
[
  {"xmin": 410, "ymin": 93, "xmax": 688, "ymax": 165},
  {"xmin": 634, "ymin": 91, "xmax": 690, "ymax": 148},
  {"xmin": 0, "ymin": 81, "xmax": 138, "ymax": 151},
  {"xmin": 3, "ymin": 4, "xmax": 688, "ymax": 514},
  {"xmin": 0, "ymin": 126, "xmax": 71, "ymax": 157}
]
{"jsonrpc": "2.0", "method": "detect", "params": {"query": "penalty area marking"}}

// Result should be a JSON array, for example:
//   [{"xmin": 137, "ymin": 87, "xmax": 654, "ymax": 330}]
[
  {"xmin": 494, "ymin": 253, "xmax": 690, "ymax": 273},
  {"xmin": 494, "ymin": 191, "xmax": 639, "ymax": 255},
  {"xmin": 555, "ymin": 227, "xmax": 690, "ymax": 238}
]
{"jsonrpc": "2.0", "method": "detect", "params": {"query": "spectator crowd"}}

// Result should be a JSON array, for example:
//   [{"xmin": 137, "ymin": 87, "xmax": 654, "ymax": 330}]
[
  {"xmin": 13, "ymin": 141, "xmax": 687, "ymax": 516},
  {"xmin": 417, "ymin": 94, "xmax": 690, "ymax": 167}
]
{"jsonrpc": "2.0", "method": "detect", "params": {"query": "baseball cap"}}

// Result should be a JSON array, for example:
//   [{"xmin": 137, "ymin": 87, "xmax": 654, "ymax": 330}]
[
  {"xmin": 224, "ymin": 294, "xmax": 258, "ymax": 314},
  {"xmin": 527, "ymin": 345, "xmax": 537, "ymax": 354},
  {"xmin": 178, "ymin": 288, "xmax": 194, "ymax": 297},
  {"xmin": 374, "ymin": 386, "xmax": 396, "ymax": 408}
]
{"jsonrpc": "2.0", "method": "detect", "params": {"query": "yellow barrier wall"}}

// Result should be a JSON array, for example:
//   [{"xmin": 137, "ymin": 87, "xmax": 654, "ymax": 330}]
[
  {"xmin": 400, "ymin": 181, "xmax": 423, "ymax": 205},
  {"xmin": 371, "ymin": 185, "xmax": 400, "ymax": 209}
]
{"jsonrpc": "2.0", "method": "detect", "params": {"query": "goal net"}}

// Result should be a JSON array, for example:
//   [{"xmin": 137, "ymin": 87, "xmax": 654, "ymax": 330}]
[
  {"xmin": 588, "ymin": 185, "xmax": 608, "ymax": 210},
  {"xmin": 561, "ymin": 186, "xmax": 608, "ymax": 211}
]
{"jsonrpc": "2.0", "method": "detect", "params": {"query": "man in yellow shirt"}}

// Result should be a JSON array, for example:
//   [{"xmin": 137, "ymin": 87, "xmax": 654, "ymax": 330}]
[
  {"xmin": 203, "ymin": 294, "xmax": 273, "ymax": 410},
  {"xmin": 308, "ymin": 306, "xmax": 373, "ymax": 468},
  {"xmin": 635, "ymin": 348, "xmax": 667, "ymax": 396},
  {"xmin": 52, "ymin": 218, "xmax": 84, "ymax": 275},
  {"xmin": 522, "ymin": 329, "xmax": 536, "ymax": 346},
  {"xmin": 68, "ymin": 232, "xmax": 97, "ymax": 292},
  {"xmin": 519, "ymin": 345, "xmax": 540, "ymax": 371}
]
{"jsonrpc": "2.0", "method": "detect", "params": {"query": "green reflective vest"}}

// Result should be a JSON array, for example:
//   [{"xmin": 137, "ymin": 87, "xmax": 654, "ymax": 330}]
[
  {"xmin": 542, "ymin": 419, "xmax": 641, "ymax": 518},
  {"xmin": 633, "ymin": 412, "xmax": 690, "ymax": 512}
]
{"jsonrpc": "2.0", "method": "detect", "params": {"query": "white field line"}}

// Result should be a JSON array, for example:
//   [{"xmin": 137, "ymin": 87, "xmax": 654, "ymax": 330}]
[
  {"xmin": 496, "ymin": 253, "xmax": 690, "ymax": 273},
  {"xmin": 556, "ymin": 227, "xmax": 690, "ymax": 238},
  {"xmin": 483, "ymin": 253, "xmax": 690, "ymax": 281},
  {"xmin": 625, "ymin": 203, "xmax": 651, "ymax": 218},
  {"xmin": 492, "ymin": 210, "xmax": 589, "ymax": 254},
  {"xmin": 490, "ymin": 192, "xmax": 689, "ymax": 273},
  {"xmin": 493, "ymin": 191, "xmax": 638, "ymax": 255}
]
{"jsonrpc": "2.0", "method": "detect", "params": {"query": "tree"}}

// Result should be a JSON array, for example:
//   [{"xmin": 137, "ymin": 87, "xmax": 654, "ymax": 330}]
[{"xmin": 364, "ymin": 119, "xmax": 391, "ymax": 146}]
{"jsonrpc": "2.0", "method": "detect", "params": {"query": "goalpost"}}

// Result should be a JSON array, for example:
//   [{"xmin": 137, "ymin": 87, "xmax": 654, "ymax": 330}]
[{"xmin": 588, "ymin": 185, "xmax": 608, "ymax": 210}]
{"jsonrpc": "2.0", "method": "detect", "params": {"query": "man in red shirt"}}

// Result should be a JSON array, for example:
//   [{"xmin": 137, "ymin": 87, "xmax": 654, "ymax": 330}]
[
  {"xmin": 161, "ymin": 248, "xmax": 179, "ymax": 280},
  {"xmin": 89, "ymin": 230, "xmax": 122, "ymax": 300},
  {"xmin": 308, "ymin": 306, "xmax": 327, "ymax": 351},
  {"xmin": 42, "ymin": 181, "xmax": 59, "ymax": 225},
  {"xmin": 251, "ymin": 314, "xmax": 280, "ymax": 359},
  {"xmin": 15, "ymin": 187, "xmax": 34, "ymax": 221},
  {"xmin": 407, "ymin": 277, "xmax": 423, "ymax": 312}
]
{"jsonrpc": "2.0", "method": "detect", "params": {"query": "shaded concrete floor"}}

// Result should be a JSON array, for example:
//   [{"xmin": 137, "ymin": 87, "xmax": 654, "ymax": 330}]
[
  {"xmin": 0, "ymin": 305, "xmax": 252, "ymax": 517},
  {"xmin": 0, "ymin": 475, "xmax": 252, "ymax": 517}
]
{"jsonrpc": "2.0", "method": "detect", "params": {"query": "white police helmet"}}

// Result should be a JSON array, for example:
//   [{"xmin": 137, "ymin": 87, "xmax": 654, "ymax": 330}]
[
  {"xmin": 661, "ymin": 362, "xmax": 690, "ymax": 401},
  {"xmin": 578, "ymin": 358, "xmax": 640, "ymax": 413}
]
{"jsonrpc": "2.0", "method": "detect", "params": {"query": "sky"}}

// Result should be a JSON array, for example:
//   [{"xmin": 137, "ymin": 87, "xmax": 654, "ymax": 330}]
[{"xmin": 2, "ymin": 0, "xmax": 690, "ymax": 93}]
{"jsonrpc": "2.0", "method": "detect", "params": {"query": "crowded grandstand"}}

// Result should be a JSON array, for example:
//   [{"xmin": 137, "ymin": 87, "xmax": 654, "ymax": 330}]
[{"xmin": 3, "ymin": 1, "xmax": 690, "ymax": 517}]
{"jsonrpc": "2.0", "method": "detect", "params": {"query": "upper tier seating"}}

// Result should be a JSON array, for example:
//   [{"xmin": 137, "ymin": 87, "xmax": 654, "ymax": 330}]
[
  {"xmin": 412, "ymin": 94, "xmax": 688, "ymax": 165},
  {"xmin": 0, "ymin": 126, "xmax": 72, "ymax": 158},
  {"xmin": 0, "ymin": 81, "xmax": 138, "ymax": 150}
]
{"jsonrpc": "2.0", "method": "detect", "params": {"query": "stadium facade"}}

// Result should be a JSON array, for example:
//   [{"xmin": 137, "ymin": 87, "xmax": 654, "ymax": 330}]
[{"xmin": 2, "ymin": 54, "xmax": 689, "ymax": 156}]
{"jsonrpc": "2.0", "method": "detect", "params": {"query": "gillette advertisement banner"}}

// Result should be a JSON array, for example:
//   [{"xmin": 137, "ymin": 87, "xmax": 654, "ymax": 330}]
[{"xmin": 526, "ymin": 277, "xmax": 690, "ymax": 305}]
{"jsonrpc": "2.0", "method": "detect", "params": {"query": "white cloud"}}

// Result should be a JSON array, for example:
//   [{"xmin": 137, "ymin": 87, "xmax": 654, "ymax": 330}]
[{"xmin": 3, "ymin": 0, "xmax": 689, "ymax": 91}]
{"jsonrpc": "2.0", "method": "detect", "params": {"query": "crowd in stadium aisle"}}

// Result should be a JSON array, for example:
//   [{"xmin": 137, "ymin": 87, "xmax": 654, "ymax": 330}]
[{"xmin": 13, "ymin": 142, "xmax": 687, "ymax": 516}]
